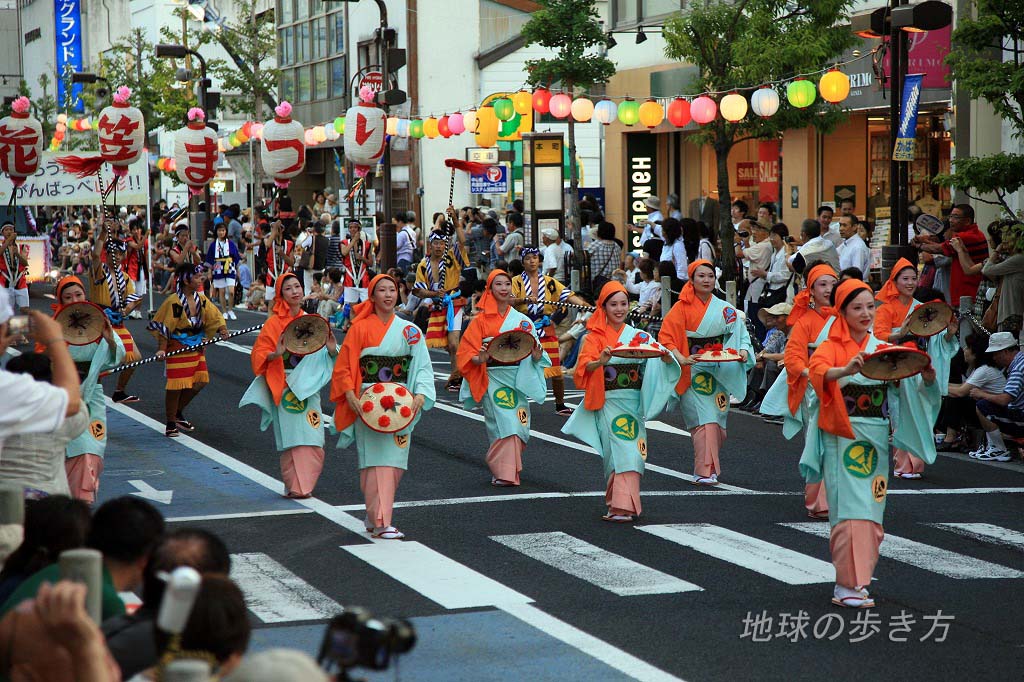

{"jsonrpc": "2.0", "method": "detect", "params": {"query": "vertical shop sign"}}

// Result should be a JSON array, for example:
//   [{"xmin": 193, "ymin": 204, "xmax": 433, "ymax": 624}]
[
  {"xmin": 892, "ymin": 73, "xmax": 923, "ymax": 162},
  {"xmin": 758, "ymin": 140, "xmax": 779, "ymax": 203},
  {"xmin": 55, "ymin": 0, "xmax": 85, "ymax": 112},
  {"xmin": 626, "ymin": 133, "xmax": 657, "ymax": 252}
]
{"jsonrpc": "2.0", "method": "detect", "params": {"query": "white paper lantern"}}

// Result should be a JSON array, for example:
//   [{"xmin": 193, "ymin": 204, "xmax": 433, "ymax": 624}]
[
  {"xmin": 0, "ymin": 96, "xmax": 43, "ymax": 187},
  {"xmin": 751, "ymin": 87, "xmax": 780, "ymax": 118},
  {"xmin": 260, "ymin": 101, "xmax": 306, "ymax": 188},
  {"xmin": 173, "ymin": 108, "xmax": 219, "ymax": 196},
  {"xmin": 97, "ymin": 86, "xmax": 146, "ymax": 176},
  {"xmin": 343, "ymin": 102, "xmax": 387, "ymax": 172}
]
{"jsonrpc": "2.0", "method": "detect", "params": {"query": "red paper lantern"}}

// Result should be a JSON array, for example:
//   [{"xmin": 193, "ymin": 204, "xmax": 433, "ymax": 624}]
[
  {"xmin": 667, "ymin": 98, "xmax": 691, "ymax": 127},
  {"xmin": 532, "ymin": 87, "xmax": 552, "ymax": 114},
  {"xmin": 173, "ymin": 108, "xmax": 219, "ymax": 196},
  {"xmin": 438, "ymin": 115, "xmax": 452, "ymax": 138},
  {"xmin": 0, "ymin": 97, "xmax": 43, "ymax": 187}
]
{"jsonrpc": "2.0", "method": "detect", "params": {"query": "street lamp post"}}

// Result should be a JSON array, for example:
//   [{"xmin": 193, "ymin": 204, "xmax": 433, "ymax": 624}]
[{"xmin": 156, "ymin": 43, "xmax": 212, "ymax": 248}]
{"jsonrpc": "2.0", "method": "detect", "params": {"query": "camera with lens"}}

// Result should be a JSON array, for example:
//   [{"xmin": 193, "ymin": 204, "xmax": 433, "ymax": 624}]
[
  {"xmin": 317, "ymin": 607, "xmax": 416, "ymax": 679},
  {"xmin": 737, "ymin": 230, "xmax": 750, "ymax": 239}
]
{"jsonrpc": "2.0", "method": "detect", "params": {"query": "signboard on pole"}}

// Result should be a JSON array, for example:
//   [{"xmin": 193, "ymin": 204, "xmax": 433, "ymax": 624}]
[
  {"xmin": 0, "ymin": 151, "xmax": 149, "ymax": 205},
  {"xmin": 55, "ymin": 0, "xmax": 85, "ymax": 112},
  {"xmin": 470, "ymin": 165, "xmax": 508, "ymax": 194}
]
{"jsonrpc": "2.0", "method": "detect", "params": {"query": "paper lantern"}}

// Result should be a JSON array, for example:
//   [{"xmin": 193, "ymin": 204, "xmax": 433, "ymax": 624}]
[
  {"xmin": 409, "ymin": 119, "xmax": 424, "ymax": 139},
  {"xmin": 260, "ymin": 101, "xmax": 305, "ymax": 188},
  {"xmin": 594, "ymin": 98, "xmax": 618, "ymax": 125},
  {"xmin": 0, "ymin": 97, "xmax": 43, "ymax": 188},
  {"xmin": 423, "ymin": 117, "xmax": 439, "ymax": 139},
  {"xmin": 463, "ymin": 109, "xmax": 477, "ymax": 134},
  {"xmin": 667, "ymin": 98, "xmax": 691, "ymax": 127},
  {"xmin": 549, "ymin": 93, "xmax": 572, "ymax": 119},
  {"xmin": 333, "ymin": 117, "xmax": 345, "ymax": 134},
  {"xmin": 386, "ymin": 116, "xmax": 398, "ymax": 136},
  {"xmin": 474, "ymin": 106, "xmax": 499, "ymax": 148},
  {"xmin": 532, "ymin": 87, "xmax": 551, "ymax": 114},
  {"xmin": 438, "ymin": 115, "xmax": 451, "ymax": 138},
  {"xmin": 448, "ymin": 112, "xmax": 465, "ymax": 135},
  {"xmin": 493, "ymin": 97, "xmax": 515, "ymax": 121},
  {"xmin": 720, "ymin": 92, "xmax": 748, "ymax": 122},
  {"xmin": 173, "ymin": 108, "xmax": 218, "ymax": 196},
  {"xmin": 396, "ymin": 119, "xmax": 410, "ymax": 138},
  {"xmin": 617, "ymin": 98, "xmax": 640, "ymax": 126},
  {"xmin": 638, "ymin": 99, "xmax": 664, "ymax": 128},
  {"xmin": 252, "ymin": 122, "xmax": 264, "ymax": 138},
  {"xmin": 304, "ymin": 129, "xmax": 316, "ymax": 146},
  {"xmin": 691, "ymin": 95, "xmax": 717, "ymax": 124},
  {"xmin": 325, "ymin": 125, "xmax": 340, "ymax": 141},
  {"xmin": 512, "ymin": 90, "xmax": 533, "ymax": 116},
  {"xmin": 570, "ymin": 97, "xmax": 594, "ymax": 122},
  {"xmin": 97, "ymin": 87, "xmax": 145, "ymax": 175},
  {"xmin": 787, "ymin": 79, "xmax": 816, "ymax": 108},
  {"xmin": 819, "ymin": 70, "xmax": 851, "ymax": 104},
  {"xmin": 751, "ymin": 87, "xmax": 780, "ymax": 117},
  {"xmin": 344, "ymin": 91, "xmax": 387, "ymax": 177}
]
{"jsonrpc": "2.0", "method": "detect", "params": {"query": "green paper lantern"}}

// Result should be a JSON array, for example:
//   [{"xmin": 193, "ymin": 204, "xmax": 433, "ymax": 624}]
[
  {"xmin": 617, "ymin": 98, "xmax": 640, "ymax": 126},
  {"xmin": 409, "ymin": 119, "xmax": 424, "ymax": 138},
  {"xmin": 786, "ymin": 79, "xmax": 816, "ymax": 108},
  {"xmin": 493, "ymin": 97, "xmax": 515, "ymax": 121},
  {"xmin": 333, "ymin": 117, "xmax": 345, "ymax": 134}
]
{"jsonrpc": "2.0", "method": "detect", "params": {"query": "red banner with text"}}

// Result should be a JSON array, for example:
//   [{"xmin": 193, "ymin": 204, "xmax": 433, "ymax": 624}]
[{"xmin": 758, "ymin": 140, "xmax": 780, "ymax": 203}]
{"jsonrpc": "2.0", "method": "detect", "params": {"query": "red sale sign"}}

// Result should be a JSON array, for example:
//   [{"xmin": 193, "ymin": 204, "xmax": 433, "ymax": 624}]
[
  {"xmin": 758, "ymin": 141, "xmax": 780, "ymax": 202},
  {"xmin": 736, "ymin": 162, "xmax": 758, "ymax": 188}
]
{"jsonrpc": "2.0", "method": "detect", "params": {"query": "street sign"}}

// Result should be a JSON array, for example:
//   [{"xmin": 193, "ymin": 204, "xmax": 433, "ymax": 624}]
[
  {"xmin": 468, "ymin": 147, "xmax": 499, "ymax": 164},
  {"xmin": 470, "ymin": 165, "xmax": 509, "ymax": 194},
  {"xmin": 358, "ymin": 70, "xmax": 384, "ymax": 93}
]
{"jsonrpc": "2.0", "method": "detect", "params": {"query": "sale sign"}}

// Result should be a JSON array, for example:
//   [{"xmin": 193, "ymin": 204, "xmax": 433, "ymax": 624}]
[
  {"xmin": 758, "ymin": 141, "xmax": 780, "ymax": 203},
  {"xmin": 736, "ymin": 162, "xmax": 758, "ymax": 188}
]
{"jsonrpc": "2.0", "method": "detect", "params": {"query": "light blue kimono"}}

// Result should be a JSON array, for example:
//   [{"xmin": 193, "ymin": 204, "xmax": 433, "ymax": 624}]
[
  {"xmin": 802, "ymin": 335, "xmax": 940, "ymax": 526},
  {"xmin": 895, "ymin": 299, "xmax": 960, "ymax": 395},
  {"xmin": 239, "ymin": 347, "xmax": 334, "ymax": 452},
  {"xmin": 562, "ymin": 326, "xmax": 680, "ymax": 479},
  {"xmin": 460, "ymin": 308, "xmax": 550, "ymax": 444},
  {"xmin": 676, "ymin": 297, "xmax": 756, "ymax": 429},
  {"xmin": 336, "ymin": 318, "xmax": 436, "ymax": 470},
  {"xmin": 67, "ymin": 334, "xmax": 126, "ymax": 460}
]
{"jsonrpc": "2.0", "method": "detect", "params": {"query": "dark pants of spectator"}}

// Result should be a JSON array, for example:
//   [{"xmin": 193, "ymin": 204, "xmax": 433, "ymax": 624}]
[
  {"xmin": 977, "ymin": 399, "xmax": 1024, "ymax": 438},
  {"xmin": 397, "ymin": 258, "xmax": 412, "ymax": 275},
  {"xmin": 936, "ymin": 395, "xmax": 979, "ymax": 431},
  {"xmin": 745, "ymin": 300, "xmax": 766, "ymax": 343}
]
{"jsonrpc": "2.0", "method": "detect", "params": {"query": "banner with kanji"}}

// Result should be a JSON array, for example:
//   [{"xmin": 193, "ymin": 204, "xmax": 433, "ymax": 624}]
[{"xmin": 0, "ymin": 151, "xmax": 148, "ymax": 205}]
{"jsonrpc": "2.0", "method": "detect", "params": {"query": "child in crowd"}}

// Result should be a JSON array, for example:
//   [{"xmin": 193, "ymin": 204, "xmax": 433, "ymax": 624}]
[{"xmin": 743, "ymin": 302, "xmax": 792, "ymax": 420}]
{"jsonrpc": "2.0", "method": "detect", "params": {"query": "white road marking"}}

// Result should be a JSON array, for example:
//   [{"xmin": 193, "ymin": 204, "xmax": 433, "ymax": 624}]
[
  {"xmin": 491, "ymin": 531, "xmax": 702, "ymax": 596},
  {"xmin": 230, "ymin": 552, "xmax": 343, "ymax": 623},
  {"xmin": 341, "ymin": 541, "xmax": 532, "ymax": 609},
  {"xmin": 782, "ymin": 523, "xmax": 1024, "ymax": 579},
  {"xmin": 639, "ymin": 524, "xmax": 835, "ymax": 585},
  {"xmin": 930, "ymin": 523, "xmax": 1024, "ymax": 552},
  {"xmin": 127, "ymin": 479, "xmax": 174, "ymax": 504},
  {"xmin": 108, "ymin": 400, "xmax": 675, "ymax": 676},
  {"xmin": 166, "ymin": 509, "xmax": 315, "ymax": 523}
]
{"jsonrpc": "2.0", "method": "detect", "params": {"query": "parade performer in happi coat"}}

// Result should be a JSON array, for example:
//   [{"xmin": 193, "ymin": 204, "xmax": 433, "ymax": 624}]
[
  {"xmin": 90, "ymin": 220, "xmax": 142, "ymax": 403},
  {"xmin": 206, "ymin": 221, "xmax": 242, "ymax": 320}
]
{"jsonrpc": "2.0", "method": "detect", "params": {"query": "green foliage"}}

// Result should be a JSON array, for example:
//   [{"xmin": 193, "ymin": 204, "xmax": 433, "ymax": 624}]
[
  {"xmin": 520, "ymin": 0, "xmax": 616, "ymax": 91},
  {"xmin": 205, "ymin": 0, "xmax": 279, "ymax": 119},
  {"xmin": 940, "ymin": 0, "xmax": 1024, "ymax": 217}
]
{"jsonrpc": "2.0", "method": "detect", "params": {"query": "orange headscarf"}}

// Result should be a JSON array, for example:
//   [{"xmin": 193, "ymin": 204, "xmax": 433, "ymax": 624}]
[
  {"xmin": 251, "ymin": 273, "xmax": 304, "ymax": 405},
  {"xmin": 574, "ymin": 281, "xmax": 630, "ymax": 411},
  {"xmin": 51, "ymin": 276, "xmax": 87, "ymax": 315},
  {"xmin": 678, "ymin": 259, "xmax": 715, "ymax": 304},
  {"xmin": 457, "ymin": 270, "xmax": 514, "ymax": 403},
  {"xmin": 787, "ymin": 264, "xmax": 837, "ymax": 327},
  {"xmin": 809, "ymin": 278, "xmax": 874, "ymax": 439},
  {"xmin": 331, "ymin": 274, "xmax": 403, "ymax": 431},
  {"xmin": 876, "ymin": 257, "xmax": 916, "ymax": 304},
  {"xmin": 658, "ymin": 260, "xmax": 714, "ymax": 395}
]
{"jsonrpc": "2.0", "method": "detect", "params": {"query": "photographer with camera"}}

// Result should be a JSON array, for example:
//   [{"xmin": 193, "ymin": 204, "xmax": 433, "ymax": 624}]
[{"xmin": 340, "ymin": 219, "xmax": 376, "ymax": 316}]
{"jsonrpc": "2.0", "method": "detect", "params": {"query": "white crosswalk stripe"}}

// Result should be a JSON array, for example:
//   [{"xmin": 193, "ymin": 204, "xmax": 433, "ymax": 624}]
[
  {"xmin": 781, "ymin": 523, "xmax": 1024, "ymax": 579},
  {"xmin": 230, "ymin": 552, "xmax": 343, "ymax": 623},
  {"xmin": 491, "ymin": 531, "xmax": 702, "ymax": 596},
  {"xmin": 637, "ymin": 523, "xmax": 835, "ymax": 584},
  {"xmin": 930, "ymin": 523, "xmax": 1024, "ymax": 552}
]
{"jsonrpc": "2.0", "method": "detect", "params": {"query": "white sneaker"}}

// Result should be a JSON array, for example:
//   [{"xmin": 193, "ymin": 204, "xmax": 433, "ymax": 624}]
[
  {"xmin": 969, "ymin": 445, "xmax": 993, "ymax": 459},
  {"xmin": 976, "ymin": 448, "xmax": 1010, "ymax": 461},
  {"xmin": 227, "ymin": 310, "xmax": 237, "ymax": 320}
]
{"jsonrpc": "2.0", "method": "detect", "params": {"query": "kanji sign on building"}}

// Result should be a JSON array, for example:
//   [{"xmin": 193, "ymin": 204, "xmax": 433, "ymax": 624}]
[{"xmin": 55, "ymin": 0, "xmax": 85, "ymax": 112}]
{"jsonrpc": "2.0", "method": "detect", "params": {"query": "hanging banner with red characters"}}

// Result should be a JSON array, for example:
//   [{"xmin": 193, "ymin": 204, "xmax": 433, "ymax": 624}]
[
  {"xmin": 0, "ymin": 151, "xmax": 148, "ymax": 205},
  {"xmin": 758, "ymin": 140, "xmax": 780, "ymax": 203}
]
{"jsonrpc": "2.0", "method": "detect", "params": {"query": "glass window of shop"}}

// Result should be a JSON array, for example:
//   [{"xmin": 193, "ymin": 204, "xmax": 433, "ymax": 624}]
[
  {"xmin": 613, "ymin": 0, "xmax": 685, "ymax": 27},
  {"xmin": 278, "ymin": 4, "xmax": 346, "ymax": 104}
]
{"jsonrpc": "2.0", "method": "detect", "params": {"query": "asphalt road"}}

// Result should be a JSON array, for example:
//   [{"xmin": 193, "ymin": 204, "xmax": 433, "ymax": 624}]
[{"xmin": 17, "ymin": 289, "xmax": 1024, "ymax": 681}]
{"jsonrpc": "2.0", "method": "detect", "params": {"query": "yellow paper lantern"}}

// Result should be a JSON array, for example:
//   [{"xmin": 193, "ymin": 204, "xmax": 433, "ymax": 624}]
[
  {"xmin": 720, "ymin": 92, "xmax": 748, "ymax": 122},
  {"xmin": 474, "ymin": 106, "xmax": 499, "ymax": 147},
  {"xmin": 512, "ymin": 90, "xmax": 533, "ymax": 116},
  {"xmin": 386, "ymin": 116, "xmax": 398, "ymax": 135},
  {"xmin": 570, "ymin": 97, "xmax": 594, "ymax": 122},
  {"xmin": 423, "ymin": 117, "xmax": 440, "ymax": 139},
  {"xmin": 819, "ymin": 70, "xmax": 851, "ymax": 104},
  {"xmin": 638, "ymin": 99, "xmax": 664, "ymax": 128}
]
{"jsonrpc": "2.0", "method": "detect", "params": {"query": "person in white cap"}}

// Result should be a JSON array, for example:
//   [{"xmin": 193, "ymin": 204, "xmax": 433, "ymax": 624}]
[
  {"xmin": 638, "ymin": 196, "xmax": 663, "ymax": 246},
  {"xmin": 969, "ymin": 331, "xmax": 1024, "ymax": 461},
  {"xmin": 540, "ymin": 227, "xmax": 570, "ymax": 282}
]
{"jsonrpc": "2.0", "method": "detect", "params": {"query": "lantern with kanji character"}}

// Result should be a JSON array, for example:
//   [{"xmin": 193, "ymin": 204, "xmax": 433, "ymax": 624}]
[
  {"xmin": 173, "ymin": 108, "xmax": 219, "ymax": 196},
  {"xmin": 0, "ymin": 96, "xmax": 43, "ymax": 188},
  {"xmin": 57, "ymin": 86, "xmax": 146, "ymax": 180},
  {"xmin": 261, "ymin": 101, "xmax": 306, "ymax": 188},
  {"xmin": 343, "ymin": 85, "xmax": 387, "ymax": 178}
]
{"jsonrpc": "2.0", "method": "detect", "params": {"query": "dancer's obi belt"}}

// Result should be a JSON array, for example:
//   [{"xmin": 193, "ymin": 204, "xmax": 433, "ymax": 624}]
[
  {"xmin": 841, "ymin": 383, "xmax": 889, "ymax": 420},
  {"xmin": 687, "ymin": 335, "xmax": 725, "ymax": 356},
  {"xmin": 360, "ymin": 354, "xmax": 411, "ymax": 384},
  {"xmin": 604, "ymin": 362, "xmax": 644, "ymax": 391}
]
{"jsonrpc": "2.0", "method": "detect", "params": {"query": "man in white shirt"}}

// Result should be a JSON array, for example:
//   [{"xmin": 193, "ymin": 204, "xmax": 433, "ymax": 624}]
[
  {"xmin": 788, "ymin": 219, "xmax": 841, "ymax": 274},
  {"xmin": 836, "ymin": 214, "xmax": 871, "ymax": 276},
  {"xmin": 541, "ymin": 228, "xmax": 567, "ymax": 282},
  {"xmin": 639, "ymin": 196, "xmax": 664, "ymax": 245},
  {"xmin": 817, "ymin": 205, "xmax": 842, "ymax": 247},
  {"xmin": 731, "ymin": 199, "xmax": 749, "ymax": 233},
  {"xmin": 739, "ymin": 221, "xmax": 773, "ymax": 338}
]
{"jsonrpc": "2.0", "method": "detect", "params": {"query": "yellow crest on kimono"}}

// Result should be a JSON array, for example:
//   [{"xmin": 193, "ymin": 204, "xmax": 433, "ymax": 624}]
[
  {"xmin": 90, "ymin": 420, "xmax": 106, "ymax": 441},
  {"xmin": 692, "ymin": 372, "xmax": 716, "ymax": 395},
  {"xmin": 843, "ymin": 441, "xmax": 878, "ymax": 478},
  {"xmin": 612, "ymin": 414, "xmax": 638, "ymax": 441},
  {"xmin": 306, "ymin": 411, "xmax": 321, "ymax": 429},
  {"xmin": 394, "ymin": 433, "xmax": 409, "ymax": 448},
  {"xmin": 637, "ymin": 438, "xmax": 647, "ymax": 460},
  {"xmin": 714, "ymin": 392, "xmax": 729, "ymax": 411},
  {"xmin": 872, "ymin": 475, "xmax": 887, "ymax": 502},
  {"xmin": 517, "ymin": 407, "xmax": 528, "ymax": 425},
  {"xmin": 282, "ymin": 389, "xmax": 308, "ymax": 413},
  {"xmin": 493, "ymin": 387, "xmax": 519, "ymax": 409}
]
